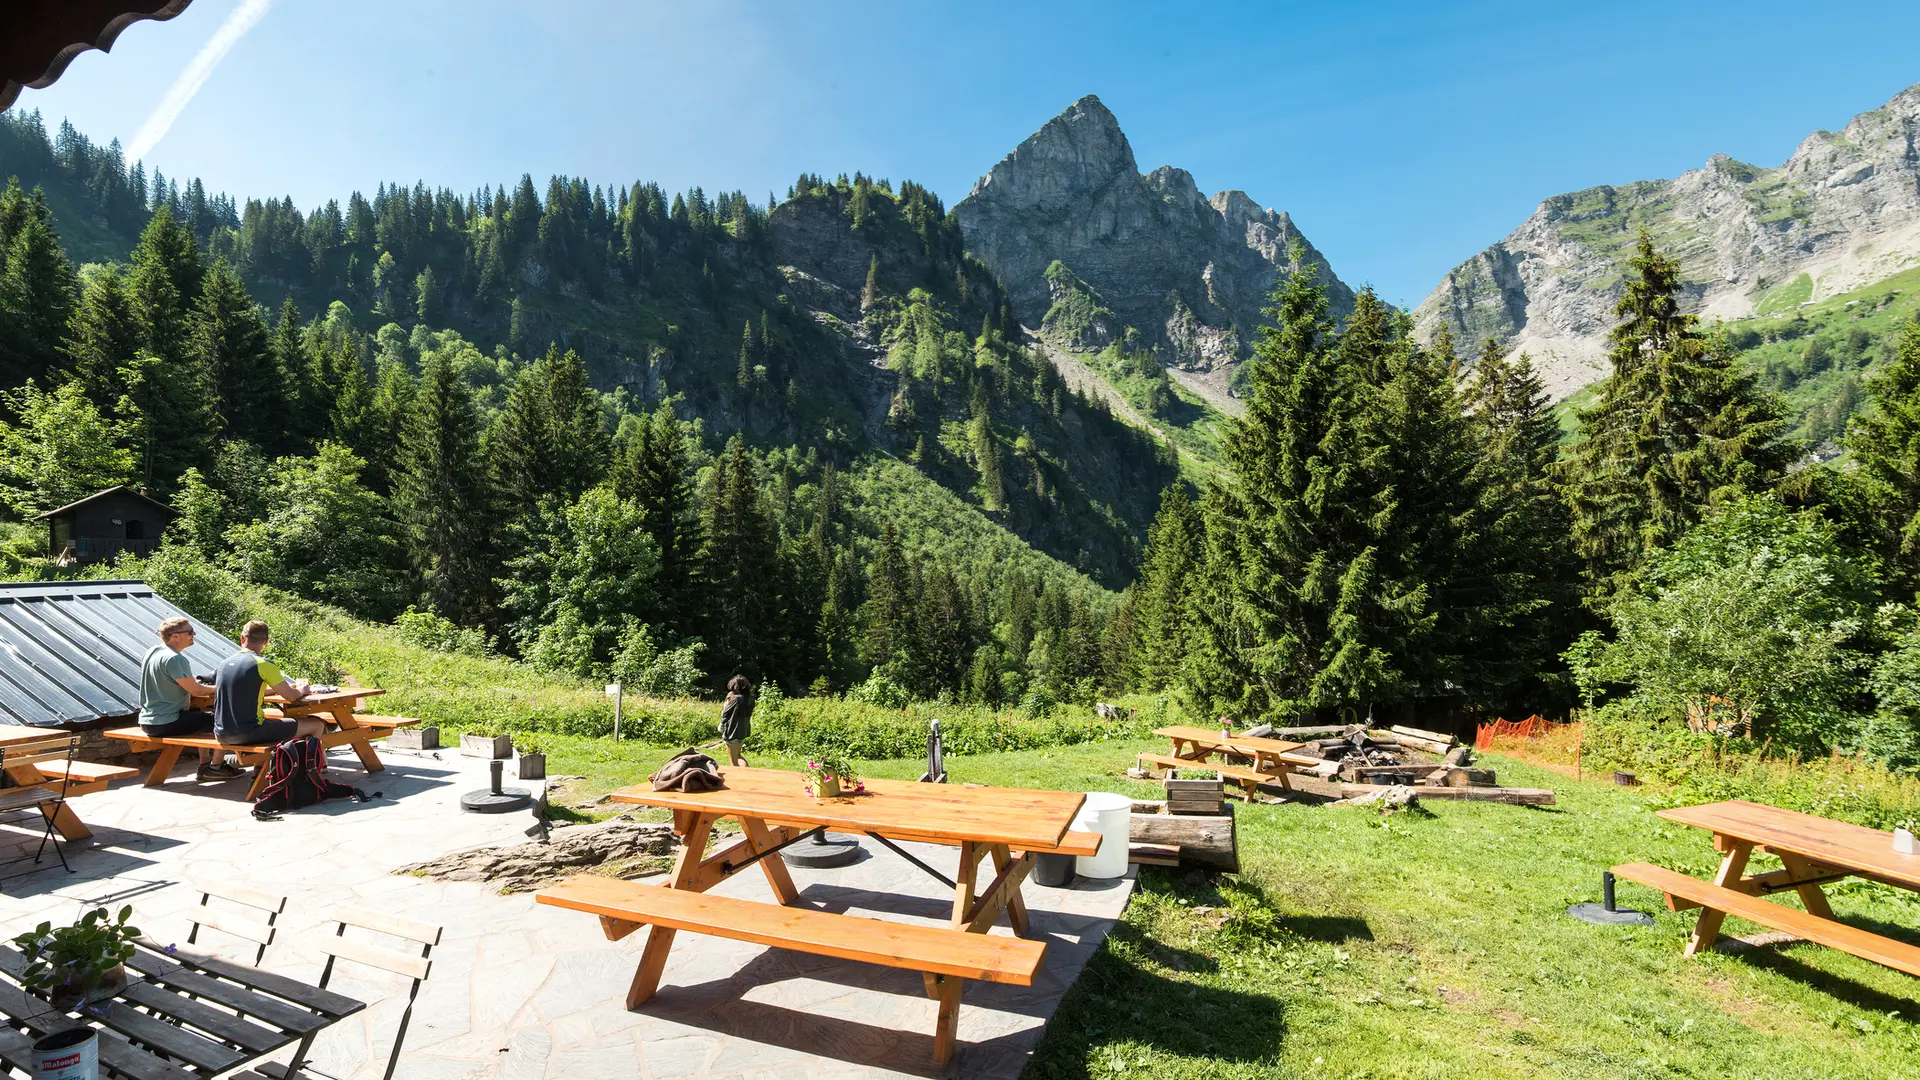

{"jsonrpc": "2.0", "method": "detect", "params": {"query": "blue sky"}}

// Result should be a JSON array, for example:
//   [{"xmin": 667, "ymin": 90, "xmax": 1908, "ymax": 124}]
[{"xmin": 18, "ymin": 0, "xmax": 1920, "ymax": 308}]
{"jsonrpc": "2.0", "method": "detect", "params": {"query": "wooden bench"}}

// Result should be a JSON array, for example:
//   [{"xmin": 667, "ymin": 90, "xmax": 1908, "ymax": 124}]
[
  {"xmin": 1613, "ymin": 861, "xmax": 1920, "ymax": 977},
  {"xmin": 101, "ymin": 722, "xmax": 409, "ymax": 799},
  {"xmin": 263, "ymin": 712, "xmax": 421, "ymax": 738},
  {"xmin": 1136, "ymin": 751, "xmax": 1284, "ymax": 797},
  {"xmin": 537, "ymin": 874, "xmax": 1045, "ymax": 1062},
  {"xmin": 29, "ymin": 758, "xmax": 141, "ymax": 796}
]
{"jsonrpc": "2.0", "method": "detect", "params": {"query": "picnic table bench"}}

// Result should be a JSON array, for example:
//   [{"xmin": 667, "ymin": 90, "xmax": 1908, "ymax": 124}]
[
  {"xmin": 1614, "ymin": 799, "xmax": 1920, "ymax": 976},
  {"xmin": 1140, "ymin": 726, "xmax": 1315, "ymax": 796},
  {"xmin": 0, "ymin": 726, "xmax": 139, "ymax": 844},
  {"xmin": 101, "ymin": 688, "xmax": 418, "ymax": 798},
  {"xmin": 535, "ymin": 765, "xmax": 1100, "ymax": 1066}
]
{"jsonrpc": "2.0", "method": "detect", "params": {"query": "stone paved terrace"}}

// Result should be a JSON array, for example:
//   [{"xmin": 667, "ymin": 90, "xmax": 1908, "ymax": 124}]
[{"xmin": 0, "ymin": 744, "xmax": 1133, "ymax": 1079}]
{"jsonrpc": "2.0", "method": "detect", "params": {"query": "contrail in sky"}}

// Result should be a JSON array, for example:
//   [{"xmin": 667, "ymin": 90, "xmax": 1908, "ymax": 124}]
[{"xmin": 127, "ymin": 0, "xmax": 273, "ymax": 163}]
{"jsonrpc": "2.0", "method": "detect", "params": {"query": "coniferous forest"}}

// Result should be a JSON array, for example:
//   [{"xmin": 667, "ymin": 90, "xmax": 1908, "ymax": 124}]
[{"xmin": 10, "ymin": 108, "xmax": 1920, "ymax": 765}]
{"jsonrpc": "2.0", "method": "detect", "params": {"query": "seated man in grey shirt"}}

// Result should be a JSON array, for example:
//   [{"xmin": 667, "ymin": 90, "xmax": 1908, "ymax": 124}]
[{"xmin": 139, "ymin": 617, "xmax": 242, "ymax": 781}]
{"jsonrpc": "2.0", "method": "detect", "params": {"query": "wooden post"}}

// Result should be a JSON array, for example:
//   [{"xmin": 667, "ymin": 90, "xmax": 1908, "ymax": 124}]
[{"xmin": 1686, "ymin": 838, "xmax": 1752, "ymax": 956}]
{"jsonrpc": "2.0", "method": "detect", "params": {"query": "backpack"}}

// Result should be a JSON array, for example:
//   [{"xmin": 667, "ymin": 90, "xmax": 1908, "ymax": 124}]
[{"xmin": 253, "ymin": 736, "xmax": 360, "ymax": 817}]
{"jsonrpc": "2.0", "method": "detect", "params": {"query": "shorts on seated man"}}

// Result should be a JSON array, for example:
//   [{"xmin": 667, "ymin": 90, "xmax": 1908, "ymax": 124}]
[{"xmin": 213, "ymin": 620, "xmax": 326, "ymax": 747}]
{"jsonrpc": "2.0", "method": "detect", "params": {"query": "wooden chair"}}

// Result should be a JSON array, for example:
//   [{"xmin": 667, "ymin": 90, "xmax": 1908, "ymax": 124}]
[
  {"xmin": 185, "ymin": 879, "xmax": 288, "ymax": 965},
  {"xmin": 0, "ymin": 734, "xmax": 81, "ymax": 874},
  {"xmin": 274, "ymin": 906, "xmax": 441, "ymax": 1080}
]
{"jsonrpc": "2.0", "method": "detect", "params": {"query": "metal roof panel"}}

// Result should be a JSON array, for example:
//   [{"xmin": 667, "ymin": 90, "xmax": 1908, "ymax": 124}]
[{"xmin": 0, "ymin": 580, "xmax": 243, "ymax": 727}]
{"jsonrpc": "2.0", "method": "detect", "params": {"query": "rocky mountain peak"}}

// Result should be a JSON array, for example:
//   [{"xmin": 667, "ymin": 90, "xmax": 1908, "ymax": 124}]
[
  {"xmin": 1414, "ymin": 81, "xmax": 1920, "ymax": 400},
  {"xmin": 957, "ymin": 96, "xmax": 1353, "ymax": 406}
]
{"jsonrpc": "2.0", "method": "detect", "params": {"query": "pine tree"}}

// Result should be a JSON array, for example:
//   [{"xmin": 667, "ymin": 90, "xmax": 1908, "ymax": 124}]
[
  {"xmin": 861, "ymin": 253, "xmax": 880, "ymax": 313},
  {"xmin": 1186, "ymin": 261, "xmax": 1383, "ymax": 720},
  {"xmin": 491, "ymin": 345, "xmax": 610, "ymax": 520},
  {"xmin": 127, "ymin": 206, "xmax": 203, "ymax": 363},
  {"xmin": 1847, "ymin": 319, "xmax": 1920, "ymax": 596},
  {"xmin": 860, "ymin": 522, "xmax": 913, "ymax": 668},
  {"xmin": 1561, "ymin": 232, "xmax": 1797, "ymax": 601},
  {"xmin": 270, "ymin": 299, "xmax": 328, "ymax": 451},
  {"xmin": 736, "ymin": 319, "xmax": 754, "ymax": 391},
  {"xmin": 0, "ymin": 181, "xmax": 77, "ymax": 386},
  {"xmin": 191, "ymin": 262, "xmax": 281, "ymax": 451},
  {"xmin": 1130, "ymin": 484, "xmax": 1201, "ymax": 691},
  {"xmin": 394, "ymin": 350, "xmax": 493, "ymax": 626},
  {"xmin": 613, "ymin": 408, "xmax": 704, "ymax": 641},
  {"xmin": 63, "ymin": 265, "xmax": 143, "ymax": 407},
  {"xmin": 701, "ymin": 436, "xmax": 780, "ymax": 682}
]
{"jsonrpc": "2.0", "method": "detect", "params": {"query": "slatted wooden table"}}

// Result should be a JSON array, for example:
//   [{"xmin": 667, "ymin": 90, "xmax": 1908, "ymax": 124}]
[
  {"xmin": 0, "ymin": 726, "xmax": 92, "ymax": 843},
  {"xmin": 1145, "ymin": 725, "xmax": 1313, "ymax": 795},
  {"xmin": 0, "ymin": 938, "xmax": 363, "ymax": 1078},
  {"xmin": 538, "ymin": 766, "xmax": 1097, "ymax": 1063},
  {"xmin": 1617, "ymin": 799, "xmax": 1920, "ymax": 972}
]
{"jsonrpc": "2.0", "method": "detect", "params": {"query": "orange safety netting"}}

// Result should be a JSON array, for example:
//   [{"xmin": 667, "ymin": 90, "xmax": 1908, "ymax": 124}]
[{"xmin": 1475, "ymin": 715, "xmax": 1585, "ymax": 776}]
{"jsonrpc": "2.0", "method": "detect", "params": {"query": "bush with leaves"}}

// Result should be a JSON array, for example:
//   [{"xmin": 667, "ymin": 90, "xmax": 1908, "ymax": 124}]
[
  {"xmin": 848, "ymin": 665, "xmax": 912, "ymax": 709},
  {"xmin": 1573, "ymin": 495, "xmax": 1870, "ymax": 750},
  {"xmin": 607, "ymin": 620, "xmax": 705, "ymax": 697},
  {"xmin": 393, "ymin": 606, "xmax": 492, "ymax": 657},
  {"xmin": 226, "ymin": 443, "xmax": 414, "ymax": 620},
  {"xmin": 0, "ymin": 380, "xmax": 135, "ymax": 517}
]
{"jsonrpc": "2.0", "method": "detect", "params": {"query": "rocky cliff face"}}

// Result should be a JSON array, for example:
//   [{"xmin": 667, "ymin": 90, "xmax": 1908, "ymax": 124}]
[
  {"xmin": 955, "ymin": 96, "xmax": 1354, "ymax": 404},
  {"xmin": 1416, "ymin": 82, "xmax": 1920, "ymax": 399}
]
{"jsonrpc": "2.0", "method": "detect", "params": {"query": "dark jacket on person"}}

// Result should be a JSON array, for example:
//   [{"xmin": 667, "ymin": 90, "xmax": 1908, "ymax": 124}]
[{"xmin": 720, "ymin": 692, "xmax": 753, "ymax": 743}]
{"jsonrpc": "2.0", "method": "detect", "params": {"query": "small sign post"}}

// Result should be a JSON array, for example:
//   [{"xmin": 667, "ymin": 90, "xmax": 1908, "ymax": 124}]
[{"xmin": 606, "ymin": 682, "xmax": 623, "ymax": 740}]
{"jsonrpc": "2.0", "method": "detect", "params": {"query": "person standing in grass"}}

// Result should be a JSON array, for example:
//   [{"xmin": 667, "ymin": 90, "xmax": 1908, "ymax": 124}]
[
  {"xmin": 720, "ymin": 675, "xmax": 754, "ymax": 768},
  {"xmin": 139, "ymin": 617, "xmax": 243, "ymax": 781}
]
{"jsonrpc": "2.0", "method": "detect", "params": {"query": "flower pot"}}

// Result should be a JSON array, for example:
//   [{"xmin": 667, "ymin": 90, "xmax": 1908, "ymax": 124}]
[
  {"xmin": 814, "ymin": 775, "xmax": 842, "ymax": 799},
  {"xmin": 32, "ymin": 1027, "xmax": 97, "ymax": 1080},
  {"xmin": 516, "ymin": 752, "xmax": 546, "ymax": 781},
  {"xmin": 47, "ymin": 963, "xmax": 126, "ymax": 1012}
]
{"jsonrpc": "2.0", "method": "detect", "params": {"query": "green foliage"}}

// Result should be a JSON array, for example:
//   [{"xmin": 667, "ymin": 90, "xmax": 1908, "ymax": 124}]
[
  {"xmin": 607, "ymin": 621, "xmax": 705, "ymax": 697},
  {"xmin": 1040, "ymin": 261, "xmax": 1115, "ymax": 348},
  {"xmin": 11, "ymin": 906, "xmax": 139, "ymax": 997},
  {"xmin": 502, "ymin": 485, "xmax": 660, "ymax": 673},
  {"xmin": 225, "ymin": 442, "xmax": 412, "ymax": 618},
  {"xmin": 1577, "ymin": 496, "xmax": 1869, "ymax": 748},
  {"xmin": 0, "ymin": 378, "xmax": 134, "ymax": 516},
  {"xmin": 393, "ymin": 606, "xmax": 491, "ymax": 657}
]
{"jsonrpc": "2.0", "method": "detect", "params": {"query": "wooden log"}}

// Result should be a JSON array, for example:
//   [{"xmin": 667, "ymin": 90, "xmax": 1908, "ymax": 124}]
[
  {"xmin": 1129, "ymin": 843, "xmax": 1181, "ymax": 867},
  {"xmin": 1338, "ymin": 782, "xmax": 1553, "ymax": 805},
  {"xmin": 1129, "ymin": 807, "xmax": 1238, "ymax": 872},
  {"xmin": 1444, "ymin": 767, "xmax": 1497, "ymax": 787},
  {"xmin": 1390, "ymin": 724, "xmax": 1456, "ymax": 746},
  {"xmin": 1270, "ymin": 724, "xmax": 1364, "ymax": 739},
  {"xmin": 1378, "ymin": 728, "xmax": 1452, "ymax": 754}
]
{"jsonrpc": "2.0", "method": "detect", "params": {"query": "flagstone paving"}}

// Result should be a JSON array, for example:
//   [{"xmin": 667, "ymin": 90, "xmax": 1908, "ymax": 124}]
[{"xmin": 0, "ymin": 745, "xmax": 1132, "ymax": 1078}]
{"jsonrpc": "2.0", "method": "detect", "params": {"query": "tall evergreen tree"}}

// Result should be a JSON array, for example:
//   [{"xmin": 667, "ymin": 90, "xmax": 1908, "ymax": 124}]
[
  {"xmin": 190, "ymin": 262, "xmax": 280, "ymax": 450},
  {"xmin": 1130, "ymin": 484, "xmax": 1201, "ymax": 691},
  {"xmin": 611, "ymin": 407, "xmax": 704, "ymax": 640},
  {"xmin": 700, "ymin": 436, "xmax": 780, "ymax": 682},
  {"xmin": 1847, "ymin": 319, "xmax": 1920, "ymax": 597},
  {"xmin": 63, "ymin": 265, "xmax": 144, "ymax": 407},
  {"xmin": 127, "ymin": 206, "xmax": 203, "ymax": 364},
  {"xmin": 394, "ymin": 350, "xmax": 493, "ymax": 626},
  {"xmin": 860, "ymin": 522, "xmax": 914, "ymax": 668},
  {"xmin": 491, "ymin": 344, "xmax": 609, "ymax": 517},
  {"xmin": 1560, "ymin": 232, "xmax": 1797, "ymax": 601},
  {"xmin": 0, "ymin": 181, "xmax": 77, "ymax": 386}
]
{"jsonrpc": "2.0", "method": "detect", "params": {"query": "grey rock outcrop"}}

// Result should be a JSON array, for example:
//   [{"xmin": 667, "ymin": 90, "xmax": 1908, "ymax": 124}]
[
  {"xmin": 955, "ymin": 95, "xmax": 1354, "ymax": 402},
  {"xmin": 1416, "ymin": 82, "xmax": 1920, "ymax": 400}
]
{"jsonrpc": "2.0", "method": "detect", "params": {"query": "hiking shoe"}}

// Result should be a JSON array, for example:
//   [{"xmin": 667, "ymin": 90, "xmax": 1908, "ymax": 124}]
[{"xmin": 197, "ymin": 761, "xmax": 244, "ymax": 781}]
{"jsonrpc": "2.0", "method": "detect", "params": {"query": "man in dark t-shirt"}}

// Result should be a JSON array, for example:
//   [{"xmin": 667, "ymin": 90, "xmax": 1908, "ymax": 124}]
[{"xmin": 214, "ymin": 620, "xmax": 326, "ymax": 746}]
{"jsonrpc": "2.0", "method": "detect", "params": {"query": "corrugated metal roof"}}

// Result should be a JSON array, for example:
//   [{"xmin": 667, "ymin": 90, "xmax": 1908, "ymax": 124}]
[{"xmin": 0, "ymin": 580, "xmax": 242, "ymax": 727}]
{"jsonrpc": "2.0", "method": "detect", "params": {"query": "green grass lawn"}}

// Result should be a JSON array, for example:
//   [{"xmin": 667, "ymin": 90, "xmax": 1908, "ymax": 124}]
[{"xmin": 543, "ymin": 738, "xmax": 1920, "ymax": 1079}]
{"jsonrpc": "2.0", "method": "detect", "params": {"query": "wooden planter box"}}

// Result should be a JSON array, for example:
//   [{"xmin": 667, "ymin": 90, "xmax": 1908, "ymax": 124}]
[
  {"xmin": 461, "ymin": 733, "xmax": 512, "ymax": 759},
  {"xmin": 516, "ymin": 752, "xmax": 546, "ymax": 780},
  {"xmin": 386, "ymin": 726, "xmax": 439, "ymax": 751}
]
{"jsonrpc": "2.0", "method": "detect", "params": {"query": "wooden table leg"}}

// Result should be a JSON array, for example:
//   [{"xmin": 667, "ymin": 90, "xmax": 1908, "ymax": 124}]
[
  {"xmin": 628, "ymin": 812, "xmax": 715, "ymax": 1009},
  {"xmin": 144, "ymin": 746, "xmax": 183, "ymax": 787},
  {"xmin": 988, "ymin": 844, "xmax": 1031, "ymax": 936},
  {"xmin": 1776, "ymin": 851, "xmax": 1836, "ymax": 919},
  {"xmin": 328, "ymin": 706, "xmax": 384, "ymax": 773},
  {"xmin": 1686, "ymin": 838, "xmax": 1752, "ymax": 956},
  {"xmin": 931, "ymin": 973, "xmax": 963, "ymax": 1066},
  {"xmin": 740, "ymin": 816, "xmax": 799, "ymax": 905}
]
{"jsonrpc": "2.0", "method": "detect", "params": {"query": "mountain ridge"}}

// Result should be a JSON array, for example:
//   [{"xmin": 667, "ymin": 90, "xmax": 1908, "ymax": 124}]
[{"xmin": 1416, "ymin": 82, "xmax": 1920, "ymax": 399}]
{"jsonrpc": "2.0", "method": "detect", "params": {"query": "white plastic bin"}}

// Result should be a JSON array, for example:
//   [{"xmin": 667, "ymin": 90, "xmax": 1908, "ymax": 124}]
[{"xmin": 1074, "ymin": 791, "xmax": 1133, "ymax": 879}]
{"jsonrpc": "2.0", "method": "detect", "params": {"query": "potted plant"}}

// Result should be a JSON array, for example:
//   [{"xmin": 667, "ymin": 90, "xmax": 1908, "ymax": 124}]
[
  {"xmin": 516, "ymin": 737, "xmax": 547, "ymax": 780},
  {"xmin": 460, "ymin": 724, "xmax": 513, "ymax": 760},
  {"xmin": 11, "ymin": 906, "xmax": 140, "ymax": 1010},
  {"xmin": 802, "ymin": 752, "xmax": 862, "ymax": 800}
]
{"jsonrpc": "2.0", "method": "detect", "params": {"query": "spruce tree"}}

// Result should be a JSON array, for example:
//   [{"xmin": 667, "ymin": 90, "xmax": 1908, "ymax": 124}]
[
  {"xmin": 1847, "ymin": 319, "xmax": 1920, "ymax": 596},
  {"xmin": 63, "ymin": 265, "xmax": 144, "ymax": 407},
  {"xmin": 127, "ymin": 206, "xmax": 203, "ymax": 363},
  {"xmin": 1561, "ymin": 232, "xmax": 1797, "ymax": 600},
  {"xmin": 860, "ymin": 522, "xmax": 913, "ymax": 668},
  {"xmin": 1130, "ymin": 484, "xmax": 1201, "ymax": 691},
  {"xmin": 191, "ymin": 262, "xmax": 281, "ymax": 451},
  {"xmin": 394, "ymin": 351, "xmax": 493, "ymax": 626},
  {"xmin": 613, "ymin": 408, "xmax": 705, "ymax": 641},
  {"xmin": 0, "ymin": 181, "xmax": 77, "ymax": 386},
  {"xmin": 701, "ymin": 436, "xmax": 779, "ymax": 682}
]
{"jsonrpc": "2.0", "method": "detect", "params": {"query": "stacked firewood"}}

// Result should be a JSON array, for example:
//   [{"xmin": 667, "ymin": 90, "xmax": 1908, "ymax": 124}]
[{"xmin": 1264, "ymin": 723, "xmax": 1555, "ymax": 806}]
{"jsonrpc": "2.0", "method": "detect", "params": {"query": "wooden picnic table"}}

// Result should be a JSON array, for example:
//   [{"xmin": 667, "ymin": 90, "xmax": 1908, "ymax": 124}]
[
  {"xmin": 0, "ymin": 726, "xmax": 94, "ymax": 843},
  {"xmin": 142, "ymin": 685, "xmax": 397, "ymax": 791},
  {"xmin": 0, "ymin": 937, "xmax": 364, "ymax": 1079},
  {"xmin": 1614, "ymin": 799, "xmax": 1920, "ymax": 976},
  {"xmin": 1153, "ymin": 725, "xmax": 1312, "ymax": 773},
  {"xmin": 534, "ymin": 765, "xmax": 1099, "ymax": 1064}
]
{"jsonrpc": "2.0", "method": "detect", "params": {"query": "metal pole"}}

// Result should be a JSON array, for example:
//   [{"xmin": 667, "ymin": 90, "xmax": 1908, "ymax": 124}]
[{"xmin": 614, "ymin": 682, "xmax": 623, "ymax": 741}]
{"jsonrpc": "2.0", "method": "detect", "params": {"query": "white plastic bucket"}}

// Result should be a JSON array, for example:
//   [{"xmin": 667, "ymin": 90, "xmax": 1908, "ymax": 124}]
[
  {"xmin": 33, "ymin": 1028, "xmax": 97, "ymax": 1080},
  {"xmin": 1074, "ymin": 792, "xmax": 1133, "ymax": 879}
]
